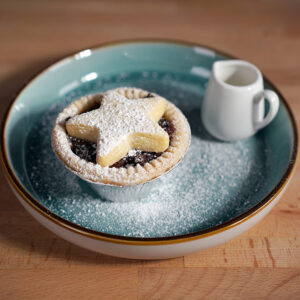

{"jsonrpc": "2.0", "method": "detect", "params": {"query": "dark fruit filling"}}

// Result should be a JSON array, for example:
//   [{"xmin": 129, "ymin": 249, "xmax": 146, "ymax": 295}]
[
  {"xmin": 85, "ymin": 102, "xmax": 101, "ymax": 112},
  {"xmin": 145, "ymin": 93, "xmax": 154, "ymax": 98},
  {"xmin": 70, "ymin": 137, "xmax": 97, "ymax": 163},
  {"xmin": 158, "ymin": 118, "xmax": 175, "ymax": 137},
  {"xmin": 111, "ymin": 151, "xmax": 161, "ymax": 168},
  {"xmin": 69, "ymin": 118, "xmax": 175, "ymax": 168}
]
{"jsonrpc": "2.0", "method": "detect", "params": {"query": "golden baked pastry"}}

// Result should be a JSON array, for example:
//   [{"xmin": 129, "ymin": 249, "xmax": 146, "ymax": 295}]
[
  {"xmin": 66, "ymin": 91, "xmax": 169, "ymax": 167},
  {"xmin": 52, "ymin": 87, "xmax": 191, "ymax": 186}
]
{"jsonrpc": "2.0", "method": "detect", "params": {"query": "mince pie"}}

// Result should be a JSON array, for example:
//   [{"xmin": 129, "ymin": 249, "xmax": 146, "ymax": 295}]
[{"xmin": 52, "ymin": 87, "xmax": 191, "ymax": 186}]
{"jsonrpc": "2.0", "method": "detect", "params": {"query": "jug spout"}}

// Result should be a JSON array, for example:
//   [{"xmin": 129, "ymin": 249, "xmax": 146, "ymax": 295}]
[{"xmin": 212, "ymin": 60, "xmax": 261, "ymax": 88}]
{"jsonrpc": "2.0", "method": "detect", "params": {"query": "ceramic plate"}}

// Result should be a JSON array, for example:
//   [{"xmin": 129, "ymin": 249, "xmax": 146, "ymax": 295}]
[{"xmin": 1, "ymin": 40, "xmax": 297, "ymax": 259}]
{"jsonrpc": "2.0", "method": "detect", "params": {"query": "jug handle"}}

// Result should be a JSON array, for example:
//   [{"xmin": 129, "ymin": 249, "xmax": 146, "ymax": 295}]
[{"xmin": 254, "ymin": 90, "xmax": 279, "ymax": 131}]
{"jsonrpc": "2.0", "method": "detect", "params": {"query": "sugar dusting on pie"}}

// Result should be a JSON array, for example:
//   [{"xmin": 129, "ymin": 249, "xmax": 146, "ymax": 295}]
[
  {"xmin": 66, "ymin": 91, "xmax": 169, "ymax": 167},
  {"xmin": 52, "ymin": 87, "xmax": 191, "ymax": 186}
]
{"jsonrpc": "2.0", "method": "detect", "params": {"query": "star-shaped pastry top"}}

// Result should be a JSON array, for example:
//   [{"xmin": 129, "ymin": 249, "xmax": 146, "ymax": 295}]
[{"xmin": 66, "ymin": 91, "xmax": 169, "ymax": 167}]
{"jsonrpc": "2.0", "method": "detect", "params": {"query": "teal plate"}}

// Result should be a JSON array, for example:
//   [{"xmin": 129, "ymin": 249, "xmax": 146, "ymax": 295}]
[{"xmin": 1, "ymin": 40, "xmax": 297, "ymax": 239}]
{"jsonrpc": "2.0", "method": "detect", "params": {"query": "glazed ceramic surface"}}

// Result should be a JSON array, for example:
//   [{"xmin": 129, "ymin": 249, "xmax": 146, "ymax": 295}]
[
  {"xmin": 202, "ymin": 60, "xmax": 279, "ymax": 141},
  {"xmin": 1, "ymin": 40, "xmax": 297, "ymax": 259}
]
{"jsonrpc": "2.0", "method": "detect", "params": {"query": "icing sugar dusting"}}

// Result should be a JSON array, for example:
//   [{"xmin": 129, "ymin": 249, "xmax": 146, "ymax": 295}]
[
  {"xmin": 67, "ymin": 91, "xmax": 167, "ymax": 157},
  {"xmin": 127, "ymin": 149, "xmax": 141, "ymax": 156},
  {"xmin": 25, "ymin": 71, "xmax": 268, "ymax": 238}
]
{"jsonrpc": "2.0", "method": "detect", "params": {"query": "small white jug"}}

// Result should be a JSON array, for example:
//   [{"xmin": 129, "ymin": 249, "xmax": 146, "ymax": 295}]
[{"xmin": 201, "ymin": 60, "xmax": 279, "ymax": 141}]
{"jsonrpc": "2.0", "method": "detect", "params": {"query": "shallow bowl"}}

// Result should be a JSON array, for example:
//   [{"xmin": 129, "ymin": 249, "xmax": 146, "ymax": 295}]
[{"xmin": 1, "ymin": 40, "xmax": 297, "ymax": 259}]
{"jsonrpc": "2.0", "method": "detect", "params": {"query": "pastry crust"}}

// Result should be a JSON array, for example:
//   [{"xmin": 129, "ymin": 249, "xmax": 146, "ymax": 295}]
[
  {"xmin": 65, "ymin": 90, "xmax": 169, "ymax": 167},
  {"xmin": 52, "ymin": 87, "xmax": 191, "ymax": 186}
]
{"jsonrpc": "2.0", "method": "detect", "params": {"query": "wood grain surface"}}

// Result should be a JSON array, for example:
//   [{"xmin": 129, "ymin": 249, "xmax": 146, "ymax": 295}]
[{"xmin": 0, "ymin": 0, "xmax": 300, "ymax": 299}]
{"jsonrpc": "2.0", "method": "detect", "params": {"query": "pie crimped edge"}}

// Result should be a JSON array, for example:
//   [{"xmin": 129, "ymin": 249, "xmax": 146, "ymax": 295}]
[{"xmin": 51, "ymin": 87, "xmax": 191, "ymax": 186}]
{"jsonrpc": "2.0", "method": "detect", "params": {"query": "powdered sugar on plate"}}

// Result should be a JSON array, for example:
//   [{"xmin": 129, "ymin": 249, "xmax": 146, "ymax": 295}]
[{"xmin": 25, "ymin": 71, "xmax": 268, "ymax": 238}]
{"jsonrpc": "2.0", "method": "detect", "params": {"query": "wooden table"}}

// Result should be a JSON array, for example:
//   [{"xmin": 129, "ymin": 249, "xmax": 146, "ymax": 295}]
[{"xmin": 1, "ymin": 0, "xmax": 300, "ymax": 298}]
